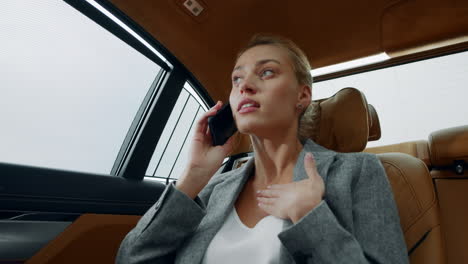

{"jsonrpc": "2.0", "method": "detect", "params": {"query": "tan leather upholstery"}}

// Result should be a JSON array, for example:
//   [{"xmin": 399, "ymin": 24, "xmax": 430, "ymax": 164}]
[
  {"xmin": 365, "ymin": 140, "xmax": 431, "ymax": 166},
  {"xmin": 26, "ymin": 214, "xmax": 140, "ymax": 264},
  {"xmin": 309, "ymin": 88, "xmax": 446, "ymax": 263},
  {"xmin": 310, "ymin": 87, "xmax": 370, "ymax": 152},
  {"xmin": 428, "ymin": 125, "xmax": 468, "ymax": 167},
  {"xmin": 367, "ymin": 104, "xmax": 381, "ymax": 141},
  {"xmin": 433, "ymin": 179, "xmax": 468, "ymax": 264},
  {"xmin": 379, "ymin": 153, "xmax": 446, "ymax": 264},
  {"xmin": 429, "ymin": 125, "xmax": 468, "ymax": 263}
]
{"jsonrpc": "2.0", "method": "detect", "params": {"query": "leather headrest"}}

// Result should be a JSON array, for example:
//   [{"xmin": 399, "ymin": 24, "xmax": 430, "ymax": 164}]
[
  {"xmin": 310, "ymin": 87, "xmax": 370, "ymax": 152},
  {"xmin": 428, "ymin": 125, "xmax": 468, "ymax": 167},
  {"xmin": 368, "ymin": 104, "xmax": 381, "ymax": 141}
]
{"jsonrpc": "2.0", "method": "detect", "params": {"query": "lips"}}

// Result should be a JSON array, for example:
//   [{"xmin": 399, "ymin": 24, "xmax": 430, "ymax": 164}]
[{"xmin": 237, "ymin": 98, "xmax": 260, "ymax": 112}]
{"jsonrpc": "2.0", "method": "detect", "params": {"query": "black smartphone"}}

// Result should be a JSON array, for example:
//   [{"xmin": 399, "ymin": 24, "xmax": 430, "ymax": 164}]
[{"xmin": 208, "ymin": 103, "xmax": 238, "ymax": 146}]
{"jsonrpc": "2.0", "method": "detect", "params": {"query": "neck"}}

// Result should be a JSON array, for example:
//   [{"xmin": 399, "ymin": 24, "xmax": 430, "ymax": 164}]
[{"xmin": 250, "ymin": 132, "xmax": 303, "ymax": 187}]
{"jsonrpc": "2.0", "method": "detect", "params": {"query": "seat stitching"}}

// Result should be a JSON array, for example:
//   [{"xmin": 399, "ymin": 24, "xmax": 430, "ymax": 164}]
[{"xmin": 381, "ymin": 159, "xmax": 438, "ymax": 232}]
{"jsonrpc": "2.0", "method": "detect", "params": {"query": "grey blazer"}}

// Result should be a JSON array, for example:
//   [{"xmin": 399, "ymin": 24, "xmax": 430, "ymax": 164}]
[{"xmin": 116, "ymin": 139, "xmax": 409, "ymax": 264}]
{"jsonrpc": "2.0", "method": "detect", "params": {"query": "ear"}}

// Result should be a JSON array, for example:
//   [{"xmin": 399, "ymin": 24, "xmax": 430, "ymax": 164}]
[{"xmin": 297, "ymin": 84, "xmax": 312, "ymax": 108}]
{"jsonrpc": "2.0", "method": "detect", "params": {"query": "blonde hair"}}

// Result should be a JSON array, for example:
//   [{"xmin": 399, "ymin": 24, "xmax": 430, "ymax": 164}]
[{"xmin": 237, "ymin": 34, "xmax": 318, "ymax": 141}]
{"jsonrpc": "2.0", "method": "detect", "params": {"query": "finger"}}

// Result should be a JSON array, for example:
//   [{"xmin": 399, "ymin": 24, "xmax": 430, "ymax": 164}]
[
  {"xmin": 257, "ymin": 189, "xmax": 280, "ymax": 198},
  {"xmin": 256, "ymin": 197, "xmax": 275, "ymax": 205},
  {"xmin": 267, "ymin": 184, "xmax": 287, "ymax": 190},
  {"xmin": 194, "ymin": 101, "xmax": 222, "ymax": 134},
  {"xmin": 304, "ymin": 152, "xmax": 319, "ymax": 179},
  {"xmin": 204, "ymin": 126, "xmax": 213, "ymax": 144},
  {"xmin": 257, "ymin": 202, "xmax": 275, "ymax": 215}
]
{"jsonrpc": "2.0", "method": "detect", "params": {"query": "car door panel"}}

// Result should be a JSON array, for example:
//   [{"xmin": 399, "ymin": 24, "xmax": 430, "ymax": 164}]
[
  {"xmin": 0, "ymin": 163, "xmax": 162, "ymax": 263},
  {"xmin": 0, "ymin": 220, "xmax": 71, "ymax": 262},
  {"xmin": 25, "ymin": 214, "xmax": 140, "ymax": 264}
]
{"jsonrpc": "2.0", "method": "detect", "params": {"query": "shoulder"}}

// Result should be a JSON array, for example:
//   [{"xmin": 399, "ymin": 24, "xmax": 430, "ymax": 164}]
[
  {"xmin": 304, "ymin": 139, "xmax": 380, "ymax": 163},
  {"xmin": 335, "ymin": 152, "xmax": 390, "ymax": 194},
  {"xmin": 334, "ymin": 151, "xmax": 380, "ymax": 166},
  {"xmin": 303, "ymin": 139, "xmax": 383, "ymax": 179},
  {"xmin": 333, "ymin": 152, "xmax": 384, "ymax": 177},
  {"xmin": 327, "ymin": 152, "xmax": 385, "ymax": 186},
  {"xmin": 303, "ymin": 139, "xmax": 378, "ymax": 165}
]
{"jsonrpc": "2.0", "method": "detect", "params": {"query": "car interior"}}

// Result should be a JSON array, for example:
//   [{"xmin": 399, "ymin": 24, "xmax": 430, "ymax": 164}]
[{"xmin": 1, "ymin": 0, "xmax": 467, "ymax": 263}]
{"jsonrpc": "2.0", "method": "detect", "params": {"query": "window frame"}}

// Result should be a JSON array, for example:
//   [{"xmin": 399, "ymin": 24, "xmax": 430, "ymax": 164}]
[
  {"xmin": 65, "ymin": 0, "xmax": 213, "ymax": 179},
  {"xmin": 145, "ymin": 83, "xmax": 208, "ymax": 182}
]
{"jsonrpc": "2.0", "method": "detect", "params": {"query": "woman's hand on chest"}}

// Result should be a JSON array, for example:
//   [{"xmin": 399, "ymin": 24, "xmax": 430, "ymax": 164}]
[{"xmin": 256, "ymin": 153, "xmax": 324, "ymax": 223}]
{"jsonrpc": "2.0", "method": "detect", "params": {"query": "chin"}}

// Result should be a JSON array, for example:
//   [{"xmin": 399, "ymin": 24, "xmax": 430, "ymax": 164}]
[
  {"xmin": 235, "ymin": 119, "xmax": 271, "ymax": 137},
  {"xmin": 235, "ymin": 119, "xmax": 259, "ymax": 134}
]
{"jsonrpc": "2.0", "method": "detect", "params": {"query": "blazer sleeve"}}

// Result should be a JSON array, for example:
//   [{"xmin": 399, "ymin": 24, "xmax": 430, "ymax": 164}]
[
  {"xmin": 278, "ymin": 154, "xmax": 409, "ymax": 264},
  {"xmin": 115, "ymin": 182, "xmax": 206, "ymax": 264}
]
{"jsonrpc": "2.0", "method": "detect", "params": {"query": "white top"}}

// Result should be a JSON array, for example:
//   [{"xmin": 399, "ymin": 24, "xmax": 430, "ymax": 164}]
[{"xmin": 202, "ymin": 207, "xmax": 285, "ymax": 264}]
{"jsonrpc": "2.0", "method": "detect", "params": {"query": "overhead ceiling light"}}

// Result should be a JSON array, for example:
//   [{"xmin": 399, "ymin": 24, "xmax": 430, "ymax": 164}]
[
  {"xmin": 311, "ymin": 52, "xmax": 390, "ymax": 77},
  {"xmin": 85, "ymin": 0, "xmax": 171, "ymax": 67}
]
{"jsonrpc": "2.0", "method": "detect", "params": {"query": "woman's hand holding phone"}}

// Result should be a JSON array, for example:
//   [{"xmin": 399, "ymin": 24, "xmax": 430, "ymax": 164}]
[{"xmin": 176, "ymin": 101, "xmax": 235, "ymax": 199}]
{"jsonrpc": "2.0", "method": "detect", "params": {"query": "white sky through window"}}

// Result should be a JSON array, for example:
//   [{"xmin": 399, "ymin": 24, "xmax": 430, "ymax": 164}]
[
  {"xmin": 313, "ymin": 51, "xmax": 468, "ymax": 148},
  {"xmin": 0, "ymin": 0, "xmax": 161, "ymax": 173}
]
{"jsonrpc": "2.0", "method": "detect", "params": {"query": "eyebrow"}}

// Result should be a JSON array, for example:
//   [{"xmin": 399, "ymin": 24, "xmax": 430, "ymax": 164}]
[{"xmin": 233, "ymin": 59, "xmax": 281, "ymax": 72}]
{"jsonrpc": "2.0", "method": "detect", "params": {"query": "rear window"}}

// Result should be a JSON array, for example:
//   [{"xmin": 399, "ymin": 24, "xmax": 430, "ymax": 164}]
[
  {"xmin": 313, "ymin": 50, "xmax": 468, "ymax": 147},
  {"xmin": 0, "ymin": 0, "xmax": 163, "ymax": 174}
]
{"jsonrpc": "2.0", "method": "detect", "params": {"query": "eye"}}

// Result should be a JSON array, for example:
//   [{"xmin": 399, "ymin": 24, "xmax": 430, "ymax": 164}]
[
  {"xmin": 261, "ymin": 69, "xmax": 274, "ymax": 78},
  {"xmin": 232, "ymin": 76, "xmax": 242, "ymax": 85}
]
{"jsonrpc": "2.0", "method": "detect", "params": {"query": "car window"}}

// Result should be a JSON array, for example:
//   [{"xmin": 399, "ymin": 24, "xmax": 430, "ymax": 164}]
[
  {"xmin": 313, "ymin": 51, "xmax": 468, "ymax": 147},
  {"xmin": 146, "ymin": 82, "xmax": 207, "ymax": 182},
  {"xmin": 0, "ymin": 0, "xmax": 163, "ymax": 174}
]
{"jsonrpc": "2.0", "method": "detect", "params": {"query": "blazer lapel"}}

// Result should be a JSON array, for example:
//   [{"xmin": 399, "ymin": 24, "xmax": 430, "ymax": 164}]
[
  {"xmin": 176, "ymin": 158, "xmax": 255, "ymax": 264},
  {"xmin": 293, "ymin": 139, "xmax": 336, "ymax": 183},
  {"xmin": 280, "ymin": 139, "xmax": 336, "ymax": 263}
]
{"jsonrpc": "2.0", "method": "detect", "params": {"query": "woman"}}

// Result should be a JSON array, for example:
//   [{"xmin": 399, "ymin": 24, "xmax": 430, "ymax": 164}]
[{"xmin": 116, "ymin": 35, "xmax": 408, "ymax": 264}]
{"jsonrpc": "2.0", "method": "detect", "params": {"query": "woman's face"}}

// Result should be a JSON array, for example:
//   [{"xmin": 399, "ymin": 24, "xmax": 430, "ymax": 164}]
[{"xmin": 229, "ymin": 44, "xmax": 307, "ymax": 137}]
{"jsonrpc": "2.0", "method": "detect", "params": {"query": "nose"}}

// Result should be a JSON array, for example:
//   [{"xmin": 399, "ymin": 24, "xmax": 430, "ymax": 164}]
[{"xmin": 239, "ymin": 75, "xmax": 257, "ymax": 95}]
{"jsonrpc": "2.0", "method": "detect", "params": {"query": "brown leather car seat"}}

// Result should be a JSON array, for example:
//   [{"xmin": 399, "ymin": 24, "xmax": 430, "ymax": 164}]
[
  {"xmin": 365, "ymin": 140, "xmax": 431, "ymax": 166},
  {"xmin": 367, "ymin": 104, "xmax": 382, "ymax": 141},
  {"xmin": 429, "ymin": 125, "xmax": 468, "ymax": 264},
  {"xmin": 309, "ymin": 87, "xmax": 446, "ymax": 263}
]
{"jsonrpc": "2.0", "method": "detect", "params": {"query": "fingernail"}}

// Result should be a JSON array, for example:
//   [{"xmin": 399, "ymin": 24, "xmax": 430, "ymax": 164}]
[{"xmin": 306, "ymin": 153, "xmax": 314, "ymax": 160}]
